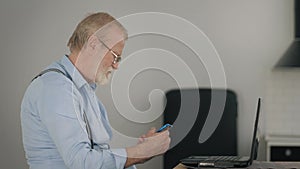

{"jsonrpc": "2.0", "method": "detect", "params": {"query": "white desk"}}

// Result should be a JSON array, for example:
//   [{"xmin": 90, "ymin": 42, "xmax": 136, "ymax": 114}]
[{"xmin": 174, "ymin": 161, "xmax": 300, "ymax": 169}]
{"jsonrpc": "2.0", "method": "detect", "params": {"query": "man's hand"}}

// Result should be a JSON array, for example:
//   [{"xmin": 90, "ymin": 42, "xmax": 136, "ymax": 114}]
[
  {"xmin": 138, "ymin": 127, "xmax": 156, "ymax": 144},
  {"xmin": 125, "ymin": 127, "xmax": 171, "ymax": 167}
]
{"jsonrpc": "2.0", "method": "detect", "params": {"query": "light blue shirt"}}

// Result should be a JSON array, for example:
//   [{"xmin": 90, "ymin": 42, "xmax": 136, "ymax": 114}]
[{"xmin": 21, "ymin": 55, "xmax": 136, "ymax": 169}]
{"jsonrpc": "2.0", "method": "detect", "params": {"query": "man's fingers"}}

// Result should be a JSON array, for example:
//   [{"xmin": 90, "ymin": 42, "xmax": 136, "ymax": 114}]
[
  {"xmin": 149, "ymin": 127, "xmax": 156, "ymax": 133},
  {"xmin": 145, "ymin": 127, "xmax": 156, "ymax": 137}
]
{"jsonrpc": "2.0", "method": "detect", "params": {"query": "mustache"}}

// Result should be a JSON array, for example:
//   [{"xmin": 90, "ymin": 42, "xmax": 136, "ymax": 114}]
[{"xmin": 107, "ymin": 67, "xmax": 113, "ymax": 73}]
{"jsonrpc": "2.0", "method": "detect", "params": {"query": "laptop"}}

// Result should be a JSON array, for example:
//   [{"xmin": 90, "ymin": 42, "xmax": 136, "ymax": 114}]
[{"xmin": 180, "ymin": 98, "xmax": 261, "ymax": 168}]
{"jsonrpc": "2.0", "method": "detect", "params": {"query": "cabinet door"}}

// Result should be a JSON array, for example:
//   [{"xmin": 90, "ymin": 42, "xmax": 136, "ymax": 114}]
[{"xmin": 271, "ymin": 146, "xmax": 300, "ymax": 161}]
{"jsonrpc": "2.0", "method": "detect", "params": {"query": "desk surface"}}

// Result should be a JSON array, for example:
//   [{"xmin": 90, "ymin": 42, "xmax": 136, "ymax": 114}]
[{"xmin": 174, "ymin": 161, "xmax": 300, "ymax": 169}]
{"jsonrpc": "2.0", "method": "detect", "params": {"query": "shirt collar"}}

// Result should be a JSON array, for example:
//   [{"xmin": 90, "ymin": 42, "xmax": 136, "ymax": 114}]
[
  {"xmin": 59, "ymin": 55, "xmax": 89, "ymax": 89},
  {"xmin": 89, "ymin": 83, "xmax": 97, "ymax": 91}
]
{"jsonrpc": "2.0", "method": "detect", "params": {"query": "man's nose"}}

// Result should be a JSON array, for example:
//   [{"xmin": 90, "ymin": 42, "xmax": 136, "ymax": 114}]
[{"xmin": 112, "ymin": 63, "xmax": 119, "ymax": 69}]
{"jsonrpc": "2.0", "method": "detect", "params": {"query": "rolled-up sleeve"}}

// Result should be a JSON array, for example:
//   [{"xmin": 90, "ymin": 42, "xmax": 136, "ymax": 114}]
[
  {"xmin": 111, "ymin": 149, "xmax": 136, "ymax": 169},
  {"xmin": 110, "ymin": 149, "xmax": 127, "ymax": 169},
  {"xmin": 37, "ymin": 75, "xmax": 131, "ymax": 169}
]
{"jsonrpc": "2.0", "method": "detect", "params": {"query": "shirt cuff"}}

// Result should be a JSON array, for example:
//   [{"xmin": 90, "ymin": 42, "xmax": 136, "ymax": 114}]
[{"xmin": 111, "ymin": 148, "xmax": 136, "ymax": 169}]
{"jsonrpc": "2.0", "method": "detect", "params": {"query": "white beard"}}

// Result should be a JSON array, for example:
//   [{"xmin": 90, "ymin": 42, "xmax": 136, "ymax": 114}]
[{"xmin": 96, "ymin": 67, "xmax": 113, "ymax": 85}]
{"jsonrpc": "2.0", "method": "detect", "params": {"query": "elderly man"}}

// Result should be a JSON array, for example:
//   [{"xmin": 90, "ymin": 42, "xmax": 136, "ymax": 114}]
[{"xmin": 21, "ymin": 12, "xmax": 171, "ymax": 169}]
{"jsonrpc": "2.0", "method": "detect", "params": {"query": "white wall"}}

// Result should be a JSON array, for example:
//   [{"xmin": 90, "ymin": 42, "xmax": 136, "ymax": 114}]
[
  {"xmin": 265, "ymin": 69, "xmax": 300, "ymax": 136},
  {"xmin": 0, "ymin": 0, "xmax": 293, "ymax": 168}
]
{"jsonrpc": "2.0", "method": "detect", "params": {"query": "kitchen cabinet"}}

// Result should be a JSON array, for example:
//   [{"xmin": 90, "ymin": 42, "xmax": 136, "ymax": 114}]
[{"xmin": 266, "ymin": 135, "xmax": 300, "ymax": 161}]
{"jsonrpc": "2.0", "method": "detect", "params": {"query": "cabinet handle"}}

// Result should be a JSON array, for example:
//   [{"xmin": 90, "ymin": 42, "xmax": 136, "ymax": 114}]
[{"xmin": 285, "ymin": 149, "xmax": 292, "ymax": 157}]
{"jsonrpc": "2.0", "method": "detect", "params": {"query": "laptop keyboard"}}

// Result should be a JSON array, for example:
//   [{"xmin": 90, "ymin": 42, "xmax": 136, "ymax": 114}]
[{"xmin": 206, "ymin": 156, "xmax": 241, "ymax": 162}]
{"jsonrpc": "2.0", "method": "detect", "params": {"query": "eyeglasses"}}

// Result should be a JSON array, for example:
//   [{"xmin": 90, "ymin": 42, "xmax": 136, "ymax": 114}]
[{"xmin": 99, "ymin": 39, "xmax": 122, "ymax": 64}]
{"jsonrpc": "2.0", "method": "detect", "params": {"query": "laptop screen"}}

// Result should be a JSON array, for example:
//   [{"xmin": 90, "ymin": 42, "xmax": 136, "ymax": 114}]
[{"xmin": 249, "ymin": 98, "xmax": 261, "ymax": 162}]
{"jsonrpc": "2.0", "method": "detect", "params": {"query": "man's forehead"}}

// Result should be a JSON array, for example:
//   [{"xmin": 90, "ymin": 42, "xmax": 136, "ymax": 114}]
[
  {"xmin": 95, "ymin": 23, "xmax": 126, "ymax": 47},
  {"xmin": 113, "ymin": 41, "xmax": 125, "ymax": 53}
]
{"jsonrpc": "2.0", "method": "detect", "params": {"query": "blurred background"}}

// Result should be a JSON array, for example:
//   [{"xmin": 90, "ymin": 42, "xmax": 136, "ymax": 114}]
[{"xmin": 1, "ymin": 0, "xmax": 299, "ymax": 168}]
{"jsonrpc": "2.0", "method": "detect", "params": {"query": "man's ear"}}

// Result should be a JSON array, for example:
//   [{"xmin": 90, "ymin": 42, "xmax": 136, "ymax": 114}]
[{"xmin": 87, "ymin": 35, "xmax": 99, "ymax": 50}]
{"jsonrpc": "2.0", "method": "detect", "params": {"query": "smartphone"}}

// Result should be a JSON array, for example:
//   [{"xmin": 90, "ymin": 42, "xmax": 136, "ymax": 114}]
[{"xmin": 156, "ymin": 123, "xmax": 173, "ymax": 132}]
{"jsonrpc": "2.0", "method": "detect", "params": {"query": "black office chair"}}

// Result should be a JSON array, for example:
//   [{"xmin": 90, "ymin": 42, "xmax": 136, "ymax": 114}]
[{"xmin": 163, "ymin": 88, "xmax": 238, "ymax": 169}]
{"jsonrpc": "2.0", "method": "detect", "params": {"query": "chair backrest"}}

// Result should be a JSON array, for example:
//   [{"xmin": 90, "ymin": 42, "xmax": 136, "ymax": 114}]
[{"xmin": 163, "ymin": 88, "xmax": 238, "ymax": 169}]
